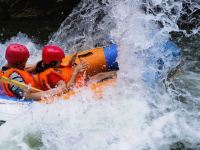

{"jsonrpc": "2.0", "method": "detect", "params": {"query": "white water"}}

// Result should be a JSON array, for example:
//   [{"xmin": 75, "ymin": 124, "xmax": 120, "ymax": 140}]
[{"xmin": 0, "ymin": 0, "xmax": 200, "ymax": 149}]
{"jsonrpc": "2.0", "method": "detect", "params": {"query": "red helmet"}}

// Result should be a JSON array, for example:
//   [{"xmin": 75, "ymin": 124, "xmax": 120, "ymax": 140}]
[
  {"xmin": 5, "ymin": 44, "xmax": 30, "ymax": 65},
  {"xmin": 42, "ymin": 45, "xmax": 65, "ymax": 64}
]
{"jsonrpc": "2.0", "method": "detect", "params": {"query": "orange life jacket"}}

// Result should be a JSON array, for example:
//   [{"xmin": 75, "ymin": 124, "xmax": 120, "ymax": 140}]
[
  {"xmin": 34, "ymin": 67, "xmax": 85, "ymax": 91},
  {"xmin": 1, "ymin": 68, "xmax": 36, "ymax": 97}
]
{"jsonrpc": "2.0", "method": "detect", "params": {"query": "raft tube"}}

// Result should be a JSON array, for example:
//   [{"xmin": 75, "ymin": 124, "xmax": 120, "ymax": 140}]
[{"xmin": 61, "ymin": 44, "xmax": 118, "ymax": 76}]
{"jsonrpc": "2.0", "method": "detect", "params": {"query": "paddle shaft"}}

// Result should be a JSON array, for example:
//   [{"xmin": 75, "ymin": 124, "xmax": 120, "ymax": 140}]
[{"xmin": 0, "ymin": 76, "xmax": 42, "ymax": 93}]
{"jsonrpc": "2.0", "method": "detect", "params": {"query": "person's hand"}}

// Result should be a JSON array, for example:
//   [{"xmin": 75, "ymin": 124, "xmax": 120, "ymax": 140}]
[
  {"xmin": 25, "ymin": 64, "xmax": 37, "ymax": 73},
  {"xmin": 56, "ymin": 80, "xmax": 66, "ymax": 88},
  {"xmin": 69, "ymin": 52, "xmax": 78, "ymax": 67},
  {"xmin": 74, "ymin": 61, "xmax": 88, "ymax": 73}
]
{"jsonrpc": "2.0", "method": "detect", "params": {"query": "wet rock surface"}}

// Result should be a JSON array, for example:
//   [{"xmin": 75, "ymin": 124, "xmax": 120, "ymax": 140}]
[
  {"xmin": 0, "ymin": 0, "xmax": 80, "ymax": 20},
  {"xmin": 177, "ymin": 1, "xmax": 200, "ymax": 31},
  {"xmin": 0, "ymin": 0, "xmax": 81, "ymax": 42},
  {"xmin": 141, "ymin": 0, "xmax": 200, "ymax": 31}
]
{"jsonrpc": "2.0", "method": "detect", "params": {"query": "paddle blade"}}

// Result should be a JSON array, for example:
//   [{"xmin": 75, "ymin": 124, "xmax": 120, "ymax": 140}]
[{"xmin": 0, "ymin": 120, "xmax": 6, "ymax": 126}]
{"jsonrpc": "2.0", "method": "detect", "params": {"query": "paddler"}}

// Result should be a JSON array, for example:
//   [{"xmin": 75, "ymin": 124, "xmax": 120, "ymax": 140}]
[
  {"xmin": 1, "ymin": 44, "xmax": 87, "ymax": 101},
  {"xmin": 32, "ymin": 45, "xmax": 88, "ymax": 91},
  {"xmin": 1, "ymin": 43, "xmax": 35, "ymax": 99},
  {"xmin": 33, "ymin": 45, "xmax": 117, "ymax": 90}
]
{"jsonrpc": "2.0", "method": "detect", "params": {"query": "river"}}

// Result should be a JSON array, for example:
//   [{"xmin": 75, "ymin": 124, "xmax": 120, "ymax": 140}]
[{"xmin": 0, "ymin": 0, "xmax": 199, "ymax": 149}]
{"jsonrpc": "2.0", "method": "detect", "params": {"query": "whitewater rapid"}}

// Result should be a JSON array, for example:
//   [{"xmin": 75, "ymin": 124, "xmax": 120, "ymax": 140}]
[{"xmin": 0, "ymin": 0, "xmax": 199, "ymax": 149}]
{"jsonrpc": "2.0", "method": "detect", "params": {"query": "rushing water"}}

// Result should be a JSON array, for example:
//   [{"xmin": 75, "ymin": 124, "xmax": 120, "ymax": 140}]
[{"xmin": 0, "ymin": 0, "xmax": 199, "ymax": 149}]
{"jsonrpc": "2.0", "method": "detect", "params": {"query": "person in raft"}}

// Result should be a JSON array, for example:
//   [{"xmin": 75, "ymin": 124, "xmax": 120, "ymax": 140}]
[
  {"xmin": 1, "ymin": 44, "xmax": 87, "ymax": 100},
  {"xmin": 29, "ymin": 45, "xmax": 116, "ymax": 89},
  {"xmin": 32, "ymin": 45, "xmax": 117, "ymax": 84}
]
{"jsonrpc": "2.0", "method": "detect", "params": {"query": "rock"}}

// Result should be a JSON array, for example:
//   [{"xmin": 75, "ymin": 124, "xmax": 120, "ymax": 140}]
[
  {"xmin": 0, "ymin": 120, "xmax": 6, "ymax": 126},
  {"xmin": 140, "ymin": 0, "xmax": 200, "ymax": 31},
  {"xmin": 0, "ymin": 0, "xmax": 81, "ymax": 20},
  {"xmin": 0, "ymin": 0, "xmax": 10, "ymax": 19},
  {"xmin": 177, "ymin": 1, "xmax": 200, "ymax": 30},
  {"xmin": 0, "ymin": 0, "xmax": 81, "ymax": 42}
]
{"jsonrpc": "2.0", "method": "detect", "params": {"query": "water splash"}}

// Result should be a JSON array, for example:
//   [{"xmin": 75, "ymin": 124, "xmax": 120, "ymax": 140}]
[
  {"xmin": 0, "ymin": 0, "xmax": 199, "ymax": 149},
  {"xmin": 0, "ymin": 33, "xmax": 42, "ymax": 66}
]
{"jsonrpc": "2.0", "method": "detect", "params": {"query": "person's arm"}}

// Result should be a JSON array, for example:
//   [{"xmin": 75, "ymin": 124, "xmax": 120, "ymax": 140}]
[
  {"xmin": 25, "ymin": 64, "xmax": 37, "ymax": 73},
  {"xmin": 24, "ymin": 62, "xmax": 88, "ymax": 101},
  {"xmin": 24, "ymin": 81, "xmax": 66, "ymax": 101},
  {"xmin": 65, "ymin": 61, "xmax": 88, "ymax": 89},
  {"xmin": 24, "ymin": 61, "xmax": 87, "ymax": 101}
]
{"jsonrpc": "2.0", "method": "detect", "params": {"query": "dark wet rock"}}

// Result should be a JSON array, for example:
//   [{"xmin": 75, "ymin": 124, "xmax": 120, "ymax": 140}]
[
  {"xmin": 170, "ymin": 142, "xmax": 186, "ymax": 150},
  {"xmin": 0, "ymin": 0, "xmax": 81, "ymax": 42},
  {"xmin": 0, "ymin": 0, "xmax": 81, "ymax": 20},
  {"xmin": 0, "ymin": 0, "xmax": 10, "ymax": 19},
  {"xmin": 177, "ymin": 1, "xmax": 200, "ymax": 30},
  {"xmin": 141, "ymin": 0, "xmax": 200, "ymax": 31},
  {"xmin": 0, "ymin": 120, "xmax": 6, "ymax": 126},
  {"xmin": 170, "ymin": 141, "xmax": 200, "ymax": 150}
]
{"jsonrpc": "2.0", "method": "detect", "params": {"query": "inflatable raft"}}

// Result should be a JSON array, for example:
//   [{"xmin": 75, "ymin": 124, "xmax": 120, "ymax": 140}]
[
  {"xmin": 0, "ymin": 41, "xmax": 181, "ymax": 103},
  {"xmin": 61, "ymin": 44, "xmax": 118, "ymax": 76}
]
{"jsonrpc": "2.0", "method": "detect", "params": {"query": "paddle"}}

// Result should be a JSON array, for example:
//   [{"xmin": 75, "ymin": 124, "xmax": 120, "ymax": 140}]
[
  {"xmin": 0, "ymin": 72, "xmax": 42, "ymax": 93},
  {"xmin": 0, "ymin": 120, "xmax": 6, "ymax": 126}
]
